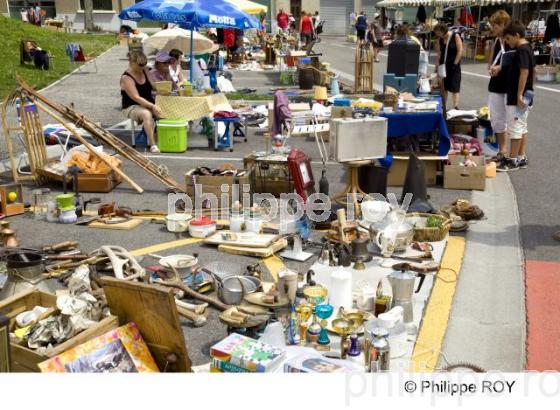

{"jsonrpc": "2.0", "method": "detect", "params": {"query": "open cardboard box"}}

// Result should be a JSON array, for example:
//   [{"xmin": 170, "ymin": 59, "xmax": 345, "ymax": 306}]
[
  {"xmin": 444, "ymin": 155, "xmax": 486, "ymax": 190},
  {"xmin": 0, "ymin": 289, "xmax": 118, "ymax": 372},
  {"xmin": 387, "ymin": 153, "xmax": 445, "ymax": 187}
]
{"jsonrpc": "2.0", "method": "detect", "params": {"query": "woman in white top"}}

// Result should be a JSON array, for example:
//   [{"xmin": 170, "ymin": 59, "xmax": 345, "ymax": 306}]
[{"xmin": 168, "ymin": 49, "xmax": 185, "ymax": 84}]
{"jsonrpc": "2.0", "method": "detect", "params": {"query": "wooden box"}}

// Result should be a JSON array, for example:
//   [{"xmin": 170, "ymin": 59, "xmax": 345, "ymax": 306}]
[
  {"xmin": 185, "ymin": 169, "xmax": 252, "ymax": 208},
  {"xmin": 0, "ymin": 289, "xmax": 119, "ymax": 372},
  {"xmin": 444, "ymin": 155, "xmax": 486, "ymax": 191},
  {"xmin": 36, "ymin": 166, "xmax": 122, "ymax": 193},
  {"xmin": 77, "ymin": 171, "xmax": 122, "ymax": 193},
  {"xmin": 0, "ymin": 184, "xmax": 25, "ymax": 217},
  {"xmin": 387, "ymin": 154, "xmax": 444, "ymax": 187}
]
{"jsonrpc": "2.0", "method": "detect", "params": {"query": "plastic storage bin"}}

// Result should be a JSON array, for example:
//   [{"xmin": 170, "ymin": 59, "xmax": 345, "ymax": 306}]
[{"xmin": 157, "ymin": 119, "xmax": 188, "ymax": 153}]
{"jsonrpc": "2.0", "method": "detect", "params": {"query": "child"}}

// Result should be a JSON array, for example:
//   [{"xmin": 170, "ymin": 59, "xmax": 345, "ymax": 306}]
[{"xmin": 498, "ymin": 21, "xmax": 535, "ymax": 172}]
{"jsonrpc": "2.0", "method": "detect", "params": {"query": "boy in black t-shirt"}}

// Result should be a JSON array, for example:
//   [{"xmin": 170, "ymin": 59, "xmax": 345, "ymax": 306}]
[{"xmin": 498, "ymin": 21, "xmax": 535, "ymax": 172}]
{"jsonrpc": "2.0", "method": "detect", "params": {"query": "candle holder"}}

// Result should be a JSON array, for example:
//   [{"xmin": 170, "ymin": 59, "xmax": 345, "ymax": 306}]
[{"xmin": 315, "ymin": 304, "xmax": 334, "ymax": 351}]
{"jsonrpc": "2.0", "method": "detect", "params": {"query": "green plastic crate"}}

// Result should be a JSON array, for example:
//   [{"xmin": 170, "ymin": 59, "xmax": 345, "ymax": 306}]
[{"xmin": 157, "ymin": 119, "xmax": 188, "ymax": 153}]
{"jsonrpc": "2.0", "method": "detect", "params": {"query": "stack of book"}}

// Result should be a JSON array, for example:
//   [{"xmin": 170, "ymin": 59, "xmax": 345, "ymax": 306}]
[{"xmin": 210, "ymin": 333, "xmax": 286, "ymax": 373}]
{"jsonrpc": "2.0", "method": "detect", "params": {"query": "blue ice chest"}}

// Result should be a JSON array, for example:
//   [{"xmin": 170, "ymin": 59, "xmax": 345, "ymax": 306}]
[
  {"xmin": 333, "ymin": 98, "xmax": 351, "ymax": 107},
  {"xmin": 383, "ymin": 74, "xmax": 418, "ymax": 95}
]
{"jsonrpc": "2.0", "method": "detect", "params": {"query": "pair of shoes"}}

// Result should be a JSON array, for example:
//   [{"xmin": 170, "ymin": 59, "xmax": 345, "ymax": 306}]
[
  {"xmin": 518, "ymin": 156, "xmax": 528, "ymax": 169},
  {"xmin": 491, "ymin": 152, "xmax": 506, "ymax": 163},
  {"xmin": 150, "ymin": 145, "xmax": 160, "ymax": 154},
  {"xmin": 496, "ymin": 158, "xmax": 519, "ymax": 172}
]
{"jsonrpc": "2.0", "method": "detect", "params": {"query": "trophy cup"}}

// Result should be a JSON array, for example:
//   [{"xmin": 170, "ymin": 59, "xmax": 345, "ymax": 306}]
[
  {"xmin": 331, "ymin": 317, "xmax": 354, "ymax": 359},
  {"xmin": 296, "ymin": 304, "xmax": 313, "ymax": 346},
  {"xmin": 315, "ymin": 304, "xmax": 334, "ymax": 351}
]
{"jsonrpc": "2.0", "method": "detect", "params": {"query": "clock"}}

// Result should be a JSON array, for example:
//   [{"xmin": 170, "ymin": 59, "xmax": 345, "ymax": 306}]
[{"xmin": 287, "ymin": 149, "xmax": 315, "ymax": 203}]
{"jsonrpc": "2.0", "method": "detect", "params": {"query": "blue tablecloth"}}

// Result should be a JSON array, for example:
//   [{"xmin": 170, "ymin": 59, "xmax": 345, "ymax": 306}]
[{"xmin": 379, "ymin": 97, "xmax": 450, "ymax": 156}]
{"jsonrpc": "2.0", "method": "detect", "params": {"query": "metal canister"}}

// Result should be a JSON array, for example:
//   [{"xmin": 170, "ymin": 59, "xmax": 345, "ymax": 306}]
[{"xmin": 369, "ymin": 327, "xmax": 390, "ymax": 372}]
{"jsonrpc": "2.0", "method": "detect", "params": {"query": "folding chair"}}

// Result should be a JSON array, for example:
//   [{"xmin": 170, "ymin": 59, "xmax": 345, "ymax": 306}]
[{"xmin": 65, "ymin": 43, "xmax": 98, "ymax": 73}]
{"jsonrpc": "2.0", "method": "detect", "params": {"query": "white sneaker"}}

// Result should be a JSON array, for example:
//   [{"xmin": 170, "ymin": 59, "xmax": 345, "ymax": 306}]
[{"xmin": 150, "ymin": 145, "xmax": 160, "ymax": 154}]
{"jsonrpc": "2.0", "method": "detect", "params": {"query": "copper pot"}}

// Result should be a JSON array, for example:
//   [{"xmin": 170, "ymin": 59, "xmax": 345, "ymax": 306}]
[{"xmin": 1, "ymin": 228, "xmax": 18, "ymax": 248}]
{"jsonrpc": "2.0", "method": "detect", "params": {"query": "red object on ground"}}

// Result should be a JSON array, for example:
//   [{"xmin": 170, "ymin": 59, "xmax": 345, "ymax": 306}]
[{"xmin": 526, "ymin": 260, "xmax": 560, "ymax": 371}]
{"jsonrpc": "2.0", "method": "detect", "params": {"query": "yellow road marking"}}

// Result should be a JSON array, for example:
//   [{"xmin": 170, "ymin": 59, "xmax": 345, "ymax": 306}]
[
  {"xmin": 130, "ymin": 238, "xmax": 203, "ymax": 256},
  {"xmin": 411, "ymin": 236, "xmax": 466, "ymax": 372}
]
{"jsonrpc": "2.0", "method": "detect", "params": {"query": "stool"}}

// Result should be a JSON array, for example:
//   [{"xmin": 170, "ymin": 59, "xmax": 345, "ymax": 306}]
[
  {"xmin": 331, "ymin": 160, "xmax": 373, "ymax": 216},
  {"xmin": 213, "ymin": 117, "xmax": 240, "ymax": 152},
  {"xmin": 233, "ymin": 120, "xmax": 247, "ymax": 142}
]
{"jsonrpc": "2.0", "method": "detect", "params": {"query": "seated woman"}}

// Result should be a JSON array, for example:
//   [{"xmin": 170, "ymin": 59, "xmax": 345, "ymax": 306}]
[
  {"xmin": 120, "ymin": 51, "xmax": 162, "ymax": 154},
  {"xmin": 168, "ymin": 49, "xmax": 185, "ymax": 84},
  {"xmin": 150, "ymin": 50, "xmax": 177, "ymax": 91}
]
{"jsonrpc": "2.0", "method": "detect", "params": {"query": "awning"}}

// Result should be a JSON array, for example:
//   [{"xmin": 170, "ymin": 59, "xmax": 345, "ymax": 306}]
[
  {"xmin": 226, "ymin": 0, "xmax": 267, "ymax": 14},
  {"xmin": 376, "ymin": 0, "xmax": 435, "ymax": 8},
  {"xmin": 433, "ymin": 0, "xmax": 550, "ymax": 6}
]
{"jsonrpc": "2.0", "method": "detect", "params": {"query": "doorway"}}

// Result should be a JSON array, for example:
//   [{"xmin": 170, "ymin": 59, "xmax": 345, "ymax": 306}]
[{"xmin": 291, "ymin": 0, "xmax": 301, "ymax": 19}]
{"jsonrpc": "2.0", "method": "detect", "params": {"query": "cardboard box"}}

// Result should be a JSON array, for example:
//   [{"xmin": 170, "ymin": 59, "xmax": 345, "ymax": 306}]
[
  {"xmin": 446, "ymin": 117, "xmax": 479, "ymax": 136},
  {"xmin": 0, "ymin": 289, "xmax": 118, "ymax": 372},
  {"xmin": 444, "ymin": 155, "xmax": 486, "ymax": 190},
  {"xmin": 387, "ymin": 154, "xmax": 443, "ymax": 187},
  {"xmin": 185, "ymin": 169, "xmax": 251, "ymax": 207}
]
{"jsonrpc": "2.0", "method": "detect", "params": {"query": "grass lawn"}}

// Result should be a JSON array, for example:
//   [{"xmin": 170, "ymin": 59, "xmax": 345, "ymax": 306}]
[{"xmin": 0, "ymin": 16, "xmax": 117, "ymax": 99}]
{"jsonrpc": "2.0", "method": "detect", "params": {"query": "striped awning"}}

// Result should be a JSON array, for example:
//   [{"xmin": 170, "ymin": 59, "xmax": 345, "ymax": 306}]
[
  {"xmin": 377, "ymin": 0, "xmax": 552, "ymax": 7},
  {"xmin": 376, "ymin": 0, "xmax": 435, "ymax": 8},
  {"xmin": 433, "ymin": 0, "xmax": 551, "ymax": 6}
]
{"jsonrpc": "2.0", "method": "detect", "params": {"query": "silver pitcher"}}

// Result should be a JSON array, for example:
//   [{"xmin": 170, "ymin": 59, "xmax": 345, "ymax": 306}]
[{"xmin": 387, "ymin": 269, "xmax": 417, "ymax": 332}]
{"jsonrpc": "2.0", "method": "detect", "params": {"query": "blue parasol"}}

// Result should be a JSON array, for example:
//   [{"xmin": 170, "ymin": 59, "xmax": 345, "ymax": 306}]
[{"xmin": 120, "ymin": 0, "xmax": 260, "ymax": 82}]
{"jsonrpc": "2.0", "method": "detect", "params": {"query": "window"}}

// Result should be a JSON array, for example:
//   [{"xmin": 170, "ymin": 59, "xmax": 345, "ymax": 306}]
[{"xmin": 79, "ymin": 0, "xmax": 113, "ymax": 11}]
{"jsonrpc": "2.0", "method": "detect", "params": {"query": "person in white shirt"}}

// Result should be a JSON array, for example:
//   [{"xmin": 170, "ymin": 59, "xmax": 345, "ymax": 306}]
[
  {"xmin": 131, "ymin": 28, "xmax": 149, "ymax": 42},
  {"xmin": 168, "ymin": 49, "xmax": 185, "ymax": 84},
  {"xmin": 313, "ymin": 11, "xmax": 321, "ymax": 30}
]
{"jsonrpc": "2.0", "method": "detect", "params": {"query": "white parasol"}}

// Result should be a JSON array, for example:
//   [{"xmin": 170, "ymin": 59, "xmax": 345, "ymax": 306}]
[{"xmin": 144, "ymin": 27, "xmax": 218, "ymax": 55}]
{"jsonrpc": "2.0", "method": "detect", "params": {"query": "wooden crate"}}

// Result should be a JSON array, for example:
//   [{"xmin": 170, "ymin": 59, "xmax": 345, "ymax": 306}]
[
  {"xmin": 0, "ymin": 289, "xmax": 118, "ymax": 372},
  {"xmin": 0, "ymin": 183, "xmax": 25, "ymax": 217}
]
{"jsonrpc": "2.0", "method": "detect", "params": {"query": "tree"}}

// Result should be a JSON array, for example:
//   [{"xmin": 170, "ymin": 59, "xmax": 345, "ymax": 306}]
[{"xmin": 84, "ymin": 0, "xmax": 94, "ymax": 31}]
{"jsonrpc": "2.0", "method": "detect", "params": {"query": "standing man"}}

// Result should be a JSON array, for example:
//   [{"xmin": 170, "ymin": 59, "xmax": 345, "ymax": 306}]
[
  {"xmin": 277, "ymin": 8, "xmax": 289, "ymax": 34},
  {"xmin": 497, "ymin": 21, "xmax": 535, "ymax": 172},
  {"xmin": 355, "ymin": 11, "xmax": 368, "ymax": 42},
  {"xmin": 487, "ymin": 10, "xmax": 512, "ymax": 165}
]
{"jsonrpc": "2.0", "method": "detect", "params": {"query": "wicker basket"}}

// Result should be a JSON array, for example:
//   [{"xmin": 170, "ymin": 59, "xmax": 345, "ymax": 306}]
[
  {"xmin": 374, "ymin": 93, "xmax": 398, "ymax": 110},
  {"xmin": 154, "ymin": 81, "xmax": 172, "ymax": 95},
  {"xmin": 406, "ymin": 213, "xmax": 452, "ymax": 242}
]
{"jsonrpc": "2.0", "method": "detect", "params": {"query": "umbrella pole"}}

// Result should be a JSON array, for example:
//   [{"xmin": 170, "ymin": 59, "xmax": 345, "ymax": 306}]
[{"xmin": 190, "ymin": 25, "xmax": 194, "ymax": 83}]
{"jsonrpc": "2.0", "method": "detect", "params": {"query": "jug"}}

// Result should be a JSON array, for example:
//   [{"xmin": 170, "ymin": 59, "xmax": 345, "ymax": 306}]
[
  {"xmin": 330, "ymin": 75, "xmax": 340, "ymax": 96},
  {"xmin": 388, "ymin": 269, "xmax": 417, "ymax": 330}
]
